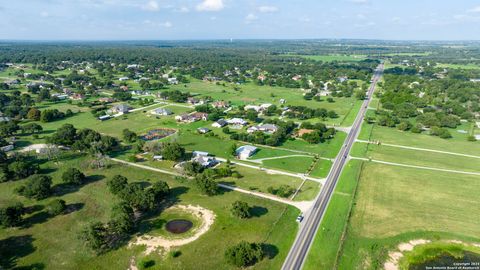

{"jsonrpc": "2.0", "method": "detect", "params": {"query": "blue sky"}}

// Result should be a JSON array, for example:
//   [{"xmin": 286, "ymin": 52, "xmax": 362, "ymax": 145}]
[{"xmin": 1, "ymin": 0, "xmax": 480, "ymax": 40}]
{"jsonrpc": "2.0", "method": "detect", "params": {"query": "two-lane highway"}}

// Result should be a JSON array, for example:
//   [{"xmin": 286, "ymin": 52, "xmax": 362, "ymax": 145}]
[{"xmin": 282, "ymin": 63, "xmax": 384, "ymax": 270}]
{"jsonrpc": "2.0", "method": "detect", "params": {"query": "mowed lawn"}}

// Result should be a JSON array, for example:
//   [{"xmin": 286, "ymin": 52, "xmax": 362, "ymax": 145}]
[
  {"xmin": 261, "ymin": 156, "xmax": 314, "ymax": 174},
  {"xmin": 0, "ymin": 154, "xmax": 300, "ymax": 270},
  {"xmin": 354, "ymin": 143, "xmax": 480, "ymax": 173},
  {"xmin": 337, "ymin": 162, "xmax": 480, "ymax": 269},
  {"xmin": 303, "ymin": 160, "xmax": 363, "ymax": 270},
  {"xmin": 358, "ymin": 121, "xmax": 480, "ymax": 156}
]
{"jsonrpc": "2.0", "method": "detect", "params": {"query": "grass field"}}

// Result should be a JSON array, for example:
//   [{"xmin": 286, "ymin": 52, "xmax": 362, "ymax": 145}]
[
  {"xmin": 357, "ymin": 121, "xmax": 480, "ymax": 156},
  {"xmin": 436, "ymin": 63, "xmax": 480, "ymax": 70},
  {"xmin": 0, "ymin": 154, "xmax": 300, "ymax": 270},
  {"xmin": 353, "ymin": 143, "xmax": 480, "ymax": 173},
  {"xmin": 337, "ymin": 162, "xmax": 480, "ymax": 269},
  {"xmin": 303, "ymin": 160, "xmax": 363, "ymax": 270},
  {"xmin": 261, "ymin": 156, "xmax": 314, "ymax": 174}
]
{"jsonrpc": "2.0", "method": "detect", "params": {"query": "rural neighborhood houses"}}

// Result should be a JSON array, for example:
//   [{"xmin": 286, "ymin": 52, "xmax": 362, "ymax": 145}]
[
  {"xmin": 212, "ymin": 119, "xmax": 228, "ymax": 128},
  {"xmin": 191, "ymin": 151, "xmax": 218, "ymax": 168},
  {"xmin": 236, "ymin": 145, "xmax": 258, "ymax": 160},
  {"xmin": 247, "ymin": 124, "xmax": 279, "ymax": 134},
  {"xmin": 111, "ymin": 104, "xmax": 131, "ymax": 114},
  {"xmin": 175, "ymin": 112, "xmax": 209, "ymax": 123},
  {"xmin": 151, "ymin": 108, "xmax": 173, "ymax": 116}
]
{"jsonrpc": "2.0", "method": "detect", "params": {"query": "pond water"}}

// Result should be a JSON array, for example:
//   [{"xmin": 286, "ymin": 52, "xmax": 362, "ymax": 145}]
[
  {"xmin": 165, "ymin": 219, "xmax": 193, "ymax": 234},
  {"xmin": 409, "ymin": 251, "xmax": 480, "ymax": 270}
]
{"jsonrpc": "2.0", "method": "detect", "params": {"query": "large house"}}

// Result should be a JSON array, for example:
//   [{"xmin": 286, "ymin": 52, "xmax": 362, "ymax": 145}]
[
  {"xmin": 111, "ymin": 104, "xmax": 131, "ymax": 114},
  {"xmin": 151, "ymin": 108, "xmax": 173, "ymax": 116},
  {"xmin": 236, "ymin": 145, "xmax": 258, "ymax": 160},
  {"xmin": 212, "ymin": 101, "xmax": 230, "ymax": 109},
  {"xmin": 244, "ymin": 103, "xmax": 272, "ymax": 113},
  {"xmin": 227, "ymin": 118, "xmax": 248, "ymax": 126},
  {"xmin": 212, "ymin": 119, "xmax": 228, "ymax": 128},
  {"xmin": 191, "ymin": 151, "xmax": 218, "ymax": 168},
  {"xmin": 175, "ymin": 112, "xmax": 208, "ymax": 123},
  {"xmin": 167, "ymin": 77, "xmax": 179, "ymax": 85},
  {"xmin": 247, "ymin": 124, "xmax": 279, "ymax": 134},
  {"xmin": 187, "ymin": 97, "xmax": 205, "ymax": 105}
]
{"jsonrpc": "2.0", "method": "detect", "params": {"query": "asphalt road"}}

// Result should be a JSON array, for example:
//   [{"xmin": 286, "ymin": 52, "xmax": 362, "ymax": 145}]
[{"xmin": 281, "ymin": 63, "xmax": 384, "ymax": 270}]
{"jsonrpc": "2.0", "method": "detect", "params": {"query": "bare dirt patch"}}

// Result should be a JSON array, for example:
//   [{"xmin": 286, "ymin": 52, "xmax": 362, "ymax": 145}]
[
  {"xmin": 384, "ymin": 239, "xmax": 431, "ymax": 270},
  {"xmin": 130, "ymin": 205, "xmax": 215, "ymax": 255}
]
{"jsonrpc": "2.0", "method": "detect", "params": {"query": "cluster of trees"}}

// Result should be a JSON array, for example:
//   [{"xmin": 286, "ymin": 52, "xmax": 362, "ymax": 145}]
[
  {"xmin": 15, "ymin": 175, "xmax": 53, "ymax": 200},
  {"xmin": 375, "ymin": 68, "xmax": 479, "ymax": 141},
  {"xmin": 230, "ymin": 201, "xmax": 251, "ymax": 219},
  {"xmin": 158, "ymin": 90, "xmax": 190, "ymax": 103},
  {"xmin": 40, "ymin": 108, "xmax": 72, "ymax": 122},
  {"xmin": 81, "ymin": 175, "xmax": 170, "ymax": 254},
  {"xmin": 0, "ymin": 202, "xmax": 25, "ymax": 228},
  {"xmin": 107, "ymin": 175, "xmax": 170, "ymax": 212},
  {"xmin": 112, "ymin": 90, "xmax": 132, "ymax": 101},
  {"xmin": 0, "ymin": 91, "xmax": 35, "ymax": 120},
  {"xmin": 122, "ymin": 129, "xmax": 137, "ymax": 143},
  {"xmin": 299, "ymin": 122, "xmax": 336, "ymax": 144},
  {"xmin": 267, "ymin": 185, "xmax": 295, "ymax": 198},
  {"xmin": 0, "ymin": 153, "xmax": 39, "ymax": 183},
  {"xmin": 284, "ymin": 106, "xmax": 338, "ymax": 120},
  {"xmin": 47, "ymin": 124, "xmax": 119, "ymax": 154},
  {"xmin": 225, "ymin": 241, "xmax": 264, "ymax": 268}
]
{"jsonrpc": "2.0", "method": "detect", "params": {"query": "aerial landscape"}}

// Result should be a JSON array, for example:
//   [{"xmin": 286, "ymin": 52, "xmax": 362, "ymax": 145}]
[{"xmin": 1, "ymin": 1, "xmax": 480, "ymax": 270}]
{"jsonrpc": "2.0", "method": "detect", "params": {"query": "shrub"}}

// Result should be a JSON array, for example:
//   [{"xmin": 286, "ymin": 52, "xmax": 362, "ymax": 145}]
[
  {"xmin": 225, "ymin": 241, "xmax": 264, "ymax": 267},
  {"xmin": 62, "ymin": 168, "xmax": 86, "ymax": 185},
  {"xmin": 46, "ymin": 199, "xmax": 66, "ymax": 215},
  {"xmin": 230, "ymin": 201, "xmax": 251, "ymax": 219}
]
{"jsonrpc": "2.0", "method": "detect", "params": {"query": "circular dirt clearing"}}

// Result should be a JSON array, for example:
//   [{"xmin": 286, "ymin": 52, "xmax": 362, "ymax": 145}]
[{"xmin": 166, "ymin": 219, "xmax": 193, "ymax": 234}]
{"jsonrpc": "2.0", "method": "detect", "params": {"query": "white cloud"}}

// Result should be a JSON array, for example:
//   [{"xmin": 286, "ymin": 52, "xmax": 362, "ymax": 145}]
[
  {"xmin": 176, "ymin": 6, "xmax": 190, "ymax": 13},
  {"xmin": 299, "ymin": 16, "xmax": 311, "ymax": 23},
  {"xmin": 467, "ymin": 6, "xmax": 480, "ymax": 13},
  {"xmin": 258, "ymin": 5, "xmax": 278, "ymax": 13},
  {"xmin": 349, "ymin": 0, "xmax": 369, "ymax": 4},
  {"xmin": 142, "ymin": 0, "xmax": 160, "ymax": 11},
  {"xmin": 40, "ymin": 11, "xmax": 50, "ymax": 18},
  {"xmin": 143, "ymin": 20, "xmax": 173, "ymax": 28},
  {"xmin": 196, "ymin": 0, "xmax": 224, "ymax": 11},
  {"xmin": 245, "ymin": 13, "xmax": 258, "ymax": 23},
  {"xmin": 453, "ymin": 14, "xmax": 480, "ymax": 22},
  {"xmin": 161, "ymin": 21, "xmax": 173, "ymax": 28}
]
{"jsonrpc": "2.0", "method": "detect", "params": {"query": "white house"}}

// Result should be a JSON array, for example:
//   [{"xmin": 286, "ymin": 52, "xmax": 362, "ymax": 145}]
[
  {"xmin": 244, "ymin": 105, "xmax": 262, "ymax": 112},
  {"xmin": 168, "ymin": 77, "xmax": 179, "ymax": 85},
  {"xmin": 236, "ymin": 145, "xmax": 258, "ymax": 160},
  {"xmin": 119, "ymin": 77, "xmax": 129, "ymax": 81},
  {"xmin": 151, "ymin": 108, "xmax": 173, "ymax": 116},
  {"xmin": 247, "ymin": 124, "xmax": 279, "ymax": 134},
  {"xmin": 227, "ymin": 118, "xmax": 248, "ymax": 126}
]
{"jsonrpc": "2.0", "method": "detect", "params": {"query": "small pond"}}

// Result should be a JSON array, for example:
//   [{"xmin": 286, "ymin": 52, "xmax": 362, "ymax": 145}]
[
  {"xmin": 165, "ymin": 219, "xmax": 193, "ymax": 234},
  {"xmin": 409, "ymin": 251, "xmax": 480, "ymax": 270}
]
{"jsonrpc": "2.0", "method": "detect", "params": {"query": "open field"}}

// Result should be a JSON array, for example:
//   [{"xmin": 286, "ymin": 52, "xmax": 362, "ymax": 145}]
[
  {"xmin": 336, "ymin": 162, "xmax": 480, "ymax": 269},
  {"xmin": 351, "ymin": 143, "xmax": 480, "ymax": 173},
  {"xmin": 435, "ymin": 63, "xmax": 480, "ymax": 70},
  {"xmin": 0, "ymin": 154, "xmax": 300, "ymax": 270},
  {"xmin": 261, "ymin": 156, "xmax": 314, "ymax": 174},
  {"xmin": 303, "ymin": 160, "xmax": 363, "ymax": 270},
  {"xmin": 357, "ymin": 121, "xmax": 480, "ymax": 156}
]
